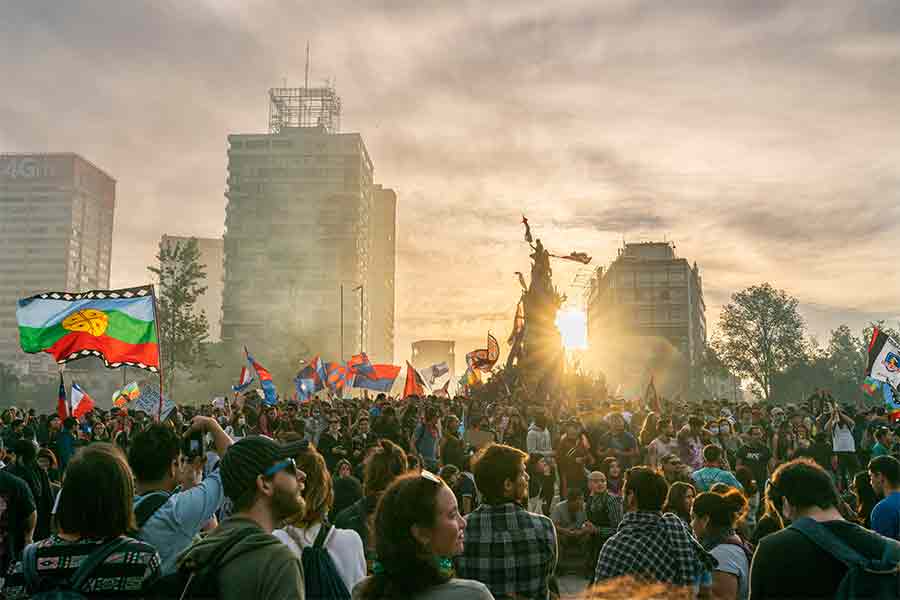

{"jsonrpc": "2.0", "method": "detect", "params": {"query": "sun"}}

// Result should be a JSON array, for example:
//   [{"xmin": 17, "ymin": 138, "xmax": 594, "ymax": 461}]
[{"xmin": 556, "ymin": 308, "xmax": 588, "ymax": 350}]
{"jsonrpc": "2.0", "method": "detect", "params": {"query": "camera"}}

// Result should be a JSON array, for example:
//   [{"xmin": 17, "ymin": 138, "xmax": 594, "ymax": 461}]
[{"xmin": 182, "ymin": 430, "xmax": 206, "ymax": 459}]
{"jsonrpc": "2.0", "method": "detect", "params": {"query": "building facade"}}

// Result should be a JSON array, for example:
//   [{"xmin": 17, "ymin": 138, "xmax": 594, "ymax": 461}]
[
  {"xmin": 366, "ymin": 186, "xmax": 396, "ymax": 363},
  {"xmin": 160, "ymin": 236, "xmax": 224, "ymax": 343},
  {"xmin": 586, "ymin": 242, "xmax": 706, "ymax": 398},
  {"xmin": 221, "ymin": 117, "xmax": 395, "ymax": 364},
  {"xmin": 0, "ymin": 154, "xmax": 115, "ymax": 379}
]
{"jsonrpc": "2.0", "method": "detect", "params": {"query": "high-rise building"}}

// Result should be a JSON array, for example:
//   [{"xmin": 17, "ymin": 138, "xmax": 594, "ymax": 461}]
[
  {"xmin": 0, "ymin": 154, "xmax": 115, "ymax": 378},
  {"xmin": 221, "ymin": 85, "xmax": 395, "ymax": 363},
  {"xmin": 367, "ymin": 185, "xmax": 396, "ymax": 363},
  {"xmin": 586, "ymin": 242, "xmax": 706, "ymax": 396},
  {"xmin": 160, "ymin": 236, "xmax": 224, "ymax": 343}
]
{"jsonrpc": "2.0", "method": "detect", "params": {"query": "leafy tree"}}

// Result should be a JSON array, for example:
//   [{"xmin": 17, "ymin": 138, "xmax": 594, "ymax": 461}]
[
  {"xmin": 148, "ymin": 238, "xmax": 213, "ymax": 398},
  {"xmin": 711, "ymin": 283, "xmax": 806, "ymax": 402}
]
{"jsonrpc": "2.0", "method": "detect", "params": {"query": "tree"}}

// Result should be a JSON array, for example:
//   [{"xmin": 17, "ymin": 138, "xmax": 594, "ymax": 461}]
[
  {"xmin": 148, "ymin": 238, "xmax": 213, "ymax": 398},
  {"xmin": 711, "ymin": 283, "xmax": 806, "ymax": 402}
]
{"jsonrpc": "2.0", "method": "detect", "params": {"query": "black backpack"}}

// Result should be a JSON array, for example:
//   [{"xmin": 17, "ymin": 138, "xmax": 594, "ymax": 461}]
[
  {"xmin": 299, "ymin": 522, "xmax": 351, "ymax": 600},
  {"xmin": 791, "ymin": 517, "xmax": 900, "ymax": 599},
  {"xmin": 23, "ymin": 536, "xmax": 131, "ymax": 599}
]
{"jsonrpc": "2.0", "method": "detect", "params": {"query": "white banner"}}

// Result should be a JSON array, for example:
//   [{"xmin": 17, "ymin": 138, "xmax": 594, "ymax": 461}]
[{"xmin": 132, "ymin": 382, "xmax": 176, "ymax": 420}]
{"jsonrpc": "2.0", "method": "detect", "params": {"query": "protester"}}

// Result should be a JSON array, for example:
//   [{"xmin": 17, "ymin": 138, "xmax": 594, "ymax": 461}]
[
  {"xmin": 0, "ymin": 468, "xmax": 36, "ymax": 576},
  {"xmin": 552, "ymin": 488, "xmax": 593, "ymax": 576},
  {"xmin": 826, "ymin": 404, "xmax": 858, "ymax": 491},
  {"xmin": 868, "ymin": 455, "xmax": 900, "ymax": 540},
  {"xmin": 1, "ymin": 443, "xmax": 161, "ymax": 598},
  {"xmin": 605, "ymin": 412, "xmax": 639, "ymax": 470},
  {"xmin": 595, "ymin": 467, "xmax": 713, "ymax": 590},
  {"xmin": 677, "ymin": 416, "xmax": 706, "ymax": 471},
  {"xmin": 692, "ymin": 445, "xmax": 744, "ymax": 492},
  {"xmin": 319, "ymin": 414, "xmax": 350, "ymax": 471},
  {"xmin": 871, "ymin": 427, "xmax": 893, "ymax": 459},
  {"xmin": 274, "ymin": 440, "xmax": 366, "ymax": 595},
  {"xmin": 440, "ymin": 415, "xmax": 467, "ymax": 470},
  {"xmin": 127, "ymin": 416, "xmax": 232, "ymax": 575},
  {"xmin": 852, "ymin": 470, "xmax": 878, "ymax": 529},
  {"xmin": 526, "ymin": 454, "xmax": 554, "ymax": 516},
  {"xmin": 352, "ymin": 471, "xmax": 493, "ymax": 600},
  {"xmin": 647, "ymin": 416, "xmax": 679, "ymax": 469},
  {"xmin": 691, "ymin": 489, "xmax": 751, "ymax": 600},
  {"xmin": 171, "ymin": 435, "xmax": 307, "ymax": 599},
  {"xmin": 456, "ymin": 443, "xmax": 557, "ymax": 600},
  {"xmin": 662, "ymin": 481, "xmax": 696, "ymax": 526},
  {"xmin": 600, "ymin": 456, "xmax": 624, "ymax": 496},
  {"xmin": 5, "ymin": 438, "xmax": 53, "ymax": 542},
  {"xmin": 736, "ymin": 426, "xmax": 772, "ymax": 491},
  {"xmin": 558, "ymin": 418, "xmax": 593, "ymax": 498},
  {"xmin": 412, "ymin": 406, "xmax": 442, "ymax": 471},
  {"xmin": 526, "ymin": 413, "xmax": 554, "ymax": 461},
  {"xmin": 750, "ymin": 458, "xmax": 900, "ymax": 599},
  {"xmin": 333, "ymin": 458, "xmax": 364, "ymax": 517},
  {"xmin": 335, "ymin": 439, "xmax": 408, "ymax": 562}
]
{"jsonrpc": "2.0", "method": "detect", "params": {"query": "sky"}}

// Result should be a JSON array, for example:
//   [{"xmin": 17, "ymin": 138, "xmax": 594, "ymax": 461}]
[{"xmin": 2, "ymin": 1, "xmax": 900, "ymax": 369}]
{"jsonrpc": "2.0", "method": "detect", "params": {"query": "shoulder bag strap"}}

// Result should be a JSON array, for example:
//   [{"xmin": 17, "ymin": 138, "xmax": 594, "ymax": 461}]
[
  {"xmin": 314, "ymin": 521, "xmax": 333, "ymax": 549},
  {"xmin": 790, "ymin": 517, "xmax": 868, "ymax": 569},
  {"xmin": 22, "ymin": 542, "xmax": 40, "ymax": 593},
  {"xmin": 69, "ymin": 536, "xmax": 133, "ymax": 591}
]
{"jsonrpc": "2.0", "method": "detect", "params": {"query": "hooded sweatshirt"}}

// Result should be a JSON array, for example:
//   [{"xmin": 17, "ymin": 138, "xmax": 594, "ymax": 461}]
[{"xmin": 176, "ymin": 516, "xmax": 305, "ymax": 600}]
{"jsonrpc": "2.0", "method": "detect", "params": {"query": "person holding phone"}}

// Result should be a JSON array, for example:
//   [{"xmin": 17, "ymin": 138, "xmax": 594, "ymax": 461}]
[{"xmin": 127, "ymin": 416, "xmax": 233, "ymax": 575}]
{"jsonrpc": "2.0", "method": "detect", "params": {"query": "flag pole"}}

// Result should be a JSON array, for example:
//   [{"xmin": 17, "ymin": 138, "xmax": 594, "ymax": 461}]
[{"xmin": 150, "ymin": 284, "xmax": 165, "ymax": 422}]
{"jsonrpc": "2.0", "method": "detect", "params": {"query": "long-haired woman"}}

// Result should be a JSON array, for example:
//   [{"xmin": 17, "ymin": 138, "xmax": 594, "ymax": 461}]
[
  {"xmin": 662, "ymin": 481, "xmax": 696, "ymax": 525},
  {"xmin": 274, "ymin": 440, "xmax": 366, "ymax": 594},
  {"xmin": 352, "ymin": 472, "xmax": 493, "ymax": 599}
]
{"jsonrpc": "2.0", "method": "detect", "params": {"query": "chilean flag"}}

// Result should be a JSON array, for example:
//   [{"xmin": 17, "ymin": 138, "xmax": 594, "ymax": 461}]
[
  {"xmin": 354, "ymin": 364, "xmax": 402, "ymax": 393},
  {"xmin": 70, "ymin": 382, "xmax": 96, "ymax": 418},
  {"xmin": 57, "ymin": 373, "xmax": 69, "ymax": 419},
  {"xmin": 232, "ymin": 366, "xmax": 254, "ymax": 393},
  {"xmin": 245, "ymin": 347, "xmax": 278, "ymax": 406}
]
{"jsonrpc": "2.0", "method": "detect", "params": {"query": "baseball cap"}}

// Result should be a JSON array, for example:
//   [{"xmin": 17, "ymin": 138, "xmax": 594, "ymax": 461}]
[{"xmin": 220, "ymin": 435, "xmax": 308, "ymax": 501}]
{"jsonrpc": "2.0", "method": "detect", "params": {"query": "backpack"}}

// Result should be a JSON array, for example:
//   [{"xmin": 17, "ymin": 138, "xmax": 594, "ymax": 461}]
[
  {"xmin": 148, "ymin": 534, "xmax": 244, "ymax": 600},
  {"xmin": 790, "ymin": 517, "xmax": 900, "ymax": 599},
  {"xmin": 23, "ymin": 536, "xmax": 131, "ymax": 599},
  {"xmin": 300, "ymin": 522, "xmax": 350, "ymax": 600}
]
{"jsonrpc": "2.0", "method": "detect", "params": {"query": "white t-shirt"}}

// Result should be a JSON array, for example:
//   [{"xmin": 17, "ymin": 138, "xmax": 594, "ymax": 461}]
[
  {"xmin": 273, "ymin": 522, "xmax": 366, "ymax": 594},
  {"xmin": 711, "ymin": 543, "xmax": 750, "ymax": 600},
  {"xmin": 832, "ymin": 423, "xmax": 856, "ymax": 453}
]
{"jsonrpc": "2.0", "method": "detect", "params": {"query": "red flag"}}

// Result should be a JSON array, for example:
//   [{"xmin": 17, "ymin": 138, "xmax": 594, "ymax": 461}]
[
  {"xmin": 57, "ymin": 373, "xmax": 69, "ymax": 419},
  {"xmin": 70, "ymin": 383, "xmax": 96, "ymax": 418},
  {"xmin": 403, "ymin": 361, "xmax": 425, "ymax": 398}
]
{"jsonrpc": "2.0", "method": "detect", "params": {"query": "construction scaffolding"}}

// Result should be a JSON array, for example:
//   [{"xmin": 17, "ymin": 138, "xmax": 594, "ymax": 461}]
[{"xmin": 268, "ymin": 83, "xmax": 342, "ymax": 134}]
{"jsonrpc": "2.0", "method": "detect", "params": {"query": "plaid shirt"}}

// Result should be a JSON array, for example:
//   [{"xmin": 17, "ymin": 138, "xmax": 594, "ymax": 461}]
[
  {"xmin": 455, "ymin": 502, "xmax": 558, "ymax": 600},
  {"xmin": 594, "ymin": 511, "xmax": 715, "ymax": 587}
]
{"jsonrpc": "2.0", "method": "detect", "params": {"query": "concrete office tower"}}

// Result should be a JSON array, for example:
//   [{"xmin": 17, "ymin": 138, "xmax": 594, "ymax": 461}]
[
  {"xmin": 366, "ymin": 185, "xmax": 396, "ymax": 363},
  {"xmin": 222, "ymin": 85, "xmax": 395, "ymax": 364},
  {"xmin": 160, "ymin": 236, "xmax": 224, "ymax": 343},
  {"xmin": 586, "ymin": 242, "xmax": 706, "ymax": 397},
  {"xmin": 0, "ymin": 154, "xmax": 115, "ymax": 379}
]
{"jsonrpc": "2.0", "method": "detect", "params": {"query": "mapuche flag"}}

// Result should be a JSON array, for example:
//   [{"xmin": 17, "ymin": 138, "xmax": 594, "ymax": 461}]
[{"xmin": 17, "ymin": 286, "xmax": 159, "ymax": 372}]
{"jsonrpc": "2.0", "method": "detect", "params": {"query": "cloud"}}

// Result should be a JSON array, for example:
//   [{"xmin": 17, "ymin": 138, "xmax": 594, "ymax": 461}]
[{"xmin": 2, "ymin": 1, "xmax": 900, "ymax": 374}]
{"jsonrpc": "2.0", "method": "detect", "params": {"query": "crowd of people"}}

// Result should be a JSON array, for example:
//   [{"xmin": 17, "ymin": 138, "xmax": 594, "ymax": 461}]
[{"xmin": 0, "ymin": 387, "xmax": 899, "ymax": 598}]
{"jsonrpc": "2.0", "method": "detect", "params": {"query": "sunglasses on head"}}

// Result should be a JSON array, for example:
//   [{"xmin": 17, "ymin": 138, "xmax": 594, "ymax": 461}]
[
  {"xmin": 420, "ymin": 470, "xmax": 442, "ymax": 484},
  {"xmin": 263, "ymin": 457, "xmax": 298, "ymax": 478}
]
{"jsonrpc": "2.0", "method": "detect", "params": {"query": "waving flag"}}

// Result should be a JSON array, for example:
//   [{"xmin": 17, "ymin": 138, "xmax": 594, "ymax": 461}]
[
  {"xmin": 403, "ymin": 361, "xmax": 426, "ymax": 398},
  {"xmin": 325, "ymin": 362, "xmax": 354, "ymax": 393},
  {"xmin": 113, "ymin": 381, "xmax": 140, "ymax": 408},
  {"xmin": 861, "ymin": 376, "xmax": 880, "ymax": 397},
  {"xmin": 467, "ymin": 333, "xmax": 500, "ymax": 372},
  {"xmin": 245, "ymin": 347, "xmax": 277, "ymax": 406},
  {"xmin": 312, "ymin": 355, "xmax": 329, "ymax": 388},
  {"xmin": 867, "ymin": 328, "xmax": 900, "ymax": 400},
  {"xmin": 232, "ymin": 366, "xmax": 254, "ymax": 393},
  {"xmin": 57, "ymin": 373, "xmax": 68, "ymax": 419},
  {"xmin": 294, "ymin": 368, "xmax": 316, "ymax": 402},
  {"xmin": 433, "ymin": 379, "xmax": 451, "ymax": 399},
  {"xmin": 644, "ymin": 376, "xmax": 661, "ymax": 414},
  {"xmin": 354, "ymin": 364, "xmax": 401, "ymax": 392},
  {"xmin": 17, "ymin": 286, "xmax": 160, "ymax": 372},
  {"xmin": 420, "ymin": 362, "xmax": 450, "ymax": 386},
  {"xmin": 70, "ymin": 382, "xmax": 96, "ymax": 418},
  {"xmin": 348, "ymin": 353, "xmax": 375, "ymax": 378}
]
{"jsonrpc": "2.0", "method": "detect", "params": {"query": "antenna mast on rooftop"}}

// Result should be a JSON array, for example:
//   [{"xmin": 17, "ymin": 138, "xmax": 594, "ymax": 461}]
[{"xmin": 268, "ymin": 42, "xmax": 342, "ymax": 134}]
